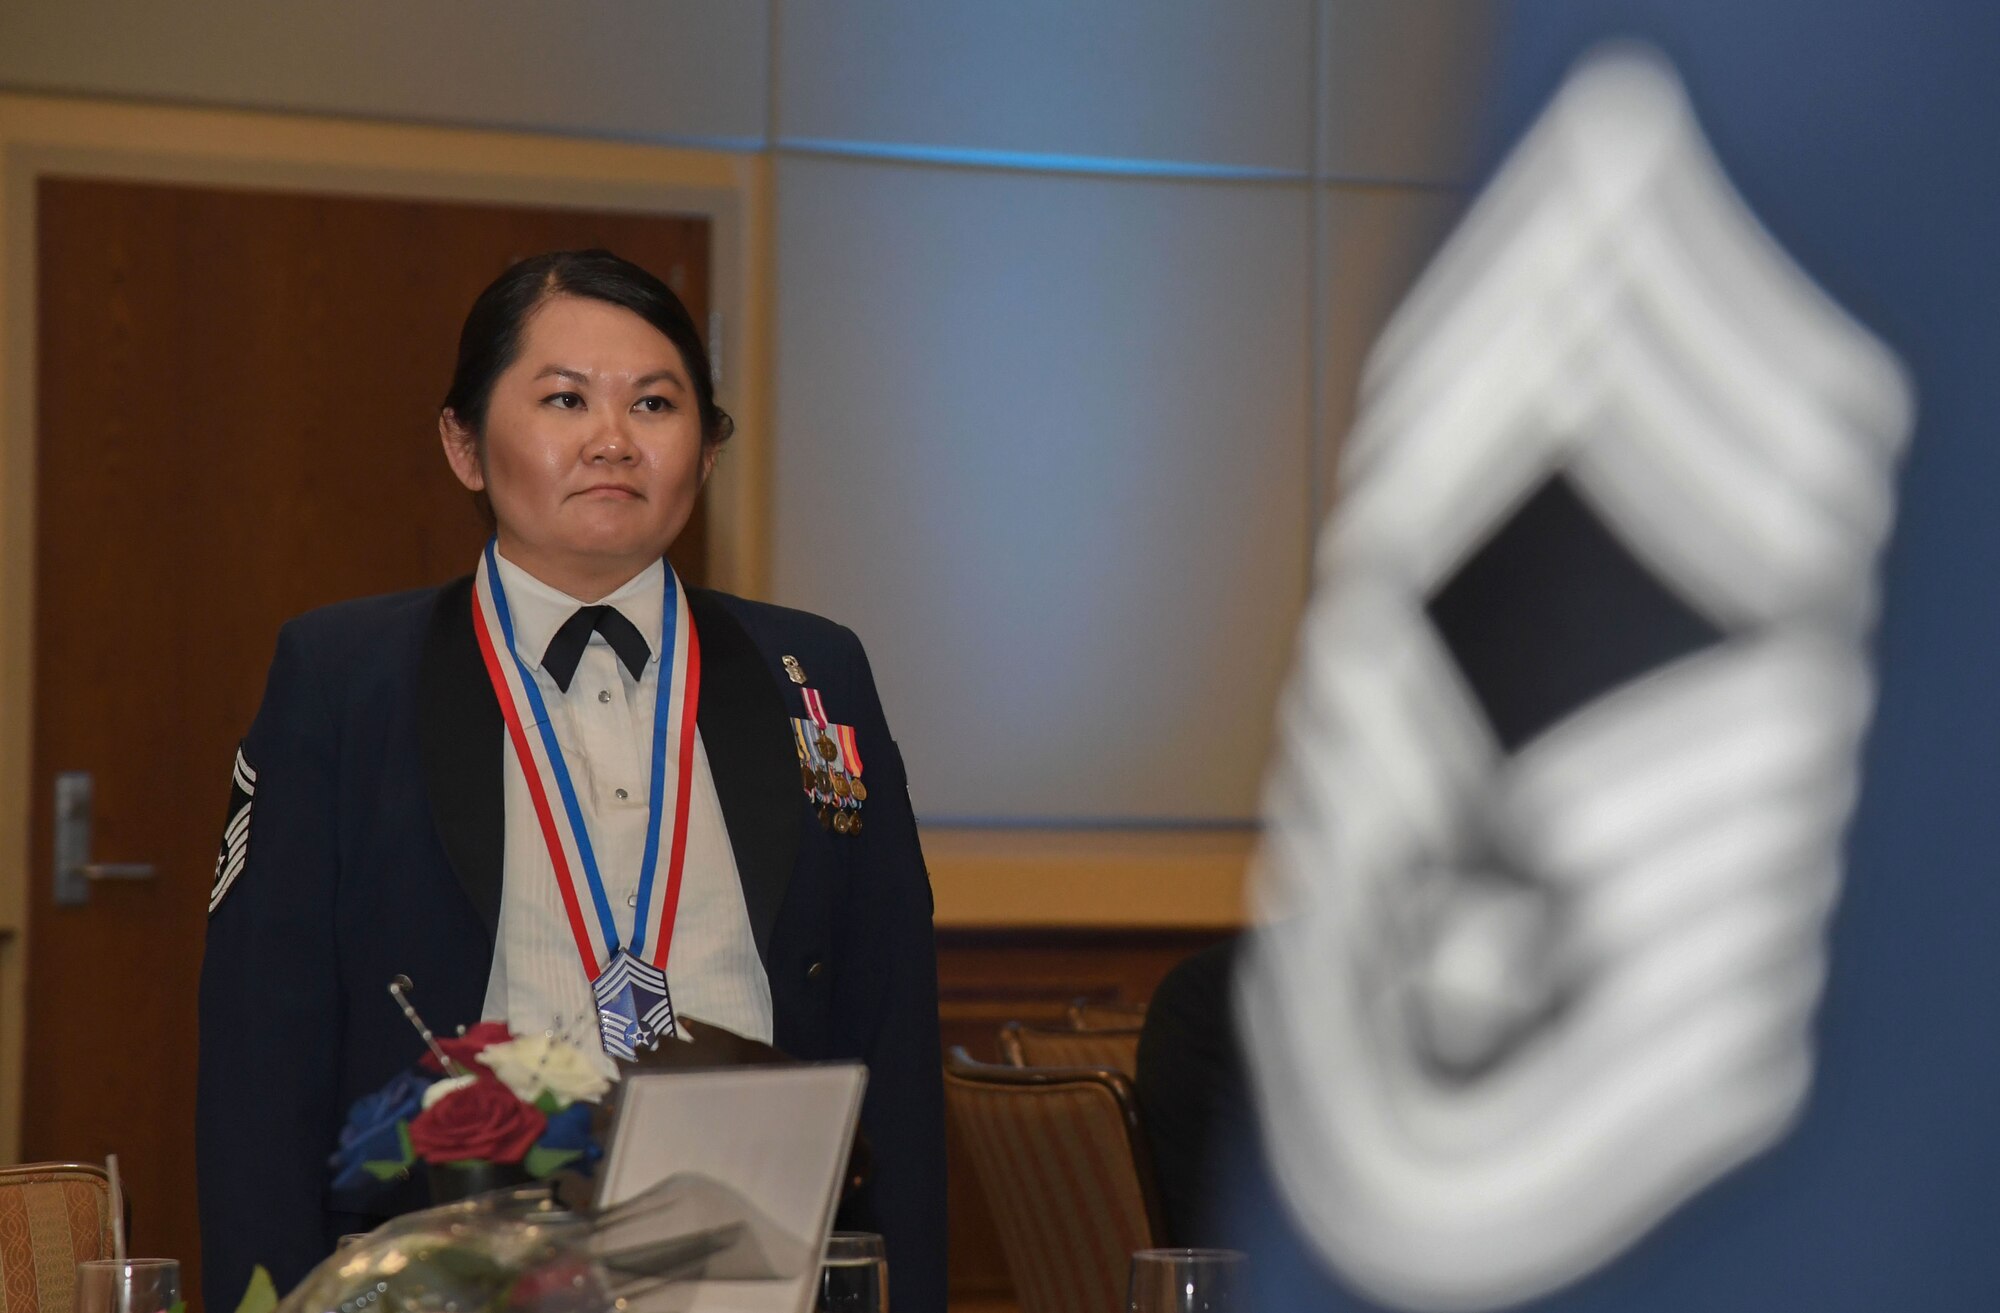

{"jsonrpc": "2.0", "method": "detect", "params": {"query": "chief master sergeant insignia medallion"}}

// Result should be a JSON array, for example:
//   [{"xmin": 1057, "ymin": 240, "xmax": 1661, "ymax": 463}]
[{"xmin": 592, "ymin": 947, "xmax": 676, "ymax": 1059}]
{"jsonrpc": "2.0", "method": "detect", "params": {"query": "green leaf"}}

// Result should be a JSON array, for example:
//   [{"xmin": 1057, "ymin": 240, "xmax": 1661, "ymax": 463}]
[
  {"xmin": 524, "ymin": 1147, "xmax": 581, "ymax": 1178},
  {"xmin": 165, "ymin": 1302, "xmax": 186, "ymax": 1313},
  {"xmin": 233, "ymin": 1266, "xmax": 278, "ymax": 1313},
  {"xmin": 362, "ymin": 1159, "xmax": 410, "ymax": 1181},
  {"xmin": 533, "ymin": 1090, "xmax": 563, "ymax": 1115},
  {"xmin": 396, "ymin": 1119, "xmax": 414, "ymax": 1164}
]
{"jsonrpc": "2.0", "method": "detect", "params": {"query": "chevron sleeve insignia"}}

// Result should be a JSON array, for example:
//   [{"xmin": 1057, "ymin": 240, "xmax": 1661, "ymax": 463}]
[
  {"xmin": 209, "ymin": 745, "xmax": 257, "ymax": 915},
  {"xmin": 1237, "ymin": 42, "xmax": 1914, "ymax": 1313}
]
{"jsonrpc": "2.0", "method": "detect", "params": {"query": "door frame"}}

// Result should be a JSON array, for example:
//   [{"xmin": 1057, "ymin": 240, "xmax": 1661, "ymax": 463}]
[{"xmin": 0, "ymin": 91, "xmax": 773, "ymax": 1162}]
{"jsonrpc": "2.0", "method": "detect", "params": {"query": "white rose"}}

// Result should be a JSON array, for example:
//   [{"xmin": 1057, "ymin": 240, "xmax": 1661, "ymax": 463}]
[
  {"xmin": 477, "ymin": 1034, "xmax": 616, "ymax": 1107},
  {"xmin": 421, "ymin": 1074, "xmax": 479, "ymax": 1109}
]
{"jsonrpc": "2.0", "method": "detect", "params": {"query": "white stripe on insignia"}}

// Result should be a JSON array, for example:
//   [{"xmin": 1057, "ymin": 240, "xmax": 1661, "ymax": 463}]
[
  {"xmin": 208, "ymin": 839, "xmax": 248, "ymax": 913},
  {"xmin": 1236, "ymin": 44, "xmax": 1911, "ymax": 1313},
  {"xmin": 210, "ymin": 747, "xmax": 257, "ymax": 914}
]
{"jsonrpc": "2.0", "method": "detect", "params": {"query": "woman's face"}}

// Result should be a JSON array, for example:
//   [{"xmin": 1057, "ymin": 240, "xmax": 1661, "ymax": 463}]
[{"xmin": 441, "ymin": 294, "xmax": 713, "ymax": 586}]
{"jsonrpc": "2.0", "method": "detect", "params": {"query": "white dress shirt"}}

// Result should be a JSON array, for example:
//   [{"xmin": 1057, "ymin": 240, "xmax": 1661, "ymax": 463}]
[{"xmin": 481, "ymin": 551, "xmax": 773, "ymax": 1045}]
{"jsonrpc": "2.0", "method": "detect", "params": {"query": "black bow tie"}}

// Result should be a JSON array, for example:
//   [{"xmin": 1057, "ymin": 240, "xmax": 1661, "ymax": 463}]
[{"xmin": 542, "ymin": 605, "xmax": 651, "ymax": 693}]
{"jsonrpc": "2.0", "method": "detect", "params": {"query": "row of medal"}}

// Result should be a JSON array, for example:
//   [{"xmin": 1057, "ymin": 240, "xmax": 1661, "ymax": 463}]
[
  {"xmin": 783, "ymin": 654, "xmax": 868, "ymax": 835},
  {"xmin": 793, "ymin": 718, "xmax": 866, "ymax": 833}
]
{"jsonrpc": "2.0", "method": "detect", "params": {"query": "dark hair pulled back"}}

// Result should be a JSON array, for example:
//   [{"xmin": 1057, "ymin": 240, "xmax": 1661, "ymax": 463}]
[{"xmin": 442, "ymin": 248, "xmax": 734, "ymax": 447}]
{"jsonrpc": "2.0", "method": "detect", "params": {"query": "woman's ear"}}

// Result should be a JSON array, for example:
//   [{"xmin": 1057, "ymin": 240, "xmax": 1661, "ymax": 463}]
[
  {"xmin": 698, "ymin": 442, "xmax": 720, "ymax": 488},
  {"xmin": 439, "ymin": 410, "xmax": 487, "ymax": 492}
]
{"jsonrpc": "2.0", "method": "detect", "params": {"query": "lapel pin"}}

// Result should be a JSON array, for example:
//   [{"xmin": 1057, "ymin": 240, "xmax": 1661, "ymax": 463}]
[{"xmin": 783, "ymin": 655, "xmax": 807, "ymax": 685}]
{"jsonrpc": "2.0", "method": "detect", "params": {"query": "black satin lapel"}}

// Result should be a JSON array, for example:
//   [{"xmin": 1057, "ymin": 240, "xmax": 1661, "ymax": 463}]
[
  {"xmin": 689, "ymin": 589, "xmax": 800, "ymax": 964},
  {"xmin": 418, "ymin": 575, "xmax": 505, "ymax": 941}
]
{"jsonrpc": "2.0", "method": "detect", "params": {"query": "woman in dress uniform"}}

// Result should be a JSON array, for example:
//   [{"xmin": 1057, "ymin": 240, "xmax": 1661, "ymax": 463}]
[{"xmin": 196, "ymin": 250, "xmax": 945, "ymax": 1310}]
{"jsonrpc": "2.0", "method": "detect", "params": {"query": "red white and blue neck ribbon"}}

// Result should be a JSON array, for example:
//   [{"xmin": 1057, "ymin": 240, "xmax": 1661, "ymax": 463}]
[{"xmin": 469, "ymin": 540, "xmax": 702, "ymax": 1058}]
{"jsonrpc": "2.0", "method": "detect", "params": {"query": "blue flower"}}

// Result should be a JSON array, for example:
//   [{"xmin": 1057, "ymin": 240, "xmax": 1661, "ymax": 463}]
[
  {"xmin": 329, "ymin": 1068, "xmax": 435, "ymax": 1191},
  {"xmin": 534, "ymin": 1103, "xmax": 602, "ymax": 1172}
]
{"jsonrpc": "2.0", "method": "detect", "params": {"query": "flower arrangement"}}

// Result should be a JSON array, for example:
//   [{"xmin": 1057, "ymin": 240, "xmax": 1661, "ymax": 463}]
[
  {"xmin": 331, "ymin": 1022, "xmax": 615, "ymax": 1191},
  {"xmin": 253, "ymin": 1172, "xmax": 783, "ymax": 1313}
]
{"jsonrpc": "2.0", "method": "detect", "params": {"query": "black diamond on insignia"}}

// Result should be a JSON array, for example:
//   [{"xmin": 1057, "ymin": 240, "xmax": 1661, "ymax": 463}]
[{"xmin": 1426, "ymin": 472, "xmax": 1725, "ymax": 752}]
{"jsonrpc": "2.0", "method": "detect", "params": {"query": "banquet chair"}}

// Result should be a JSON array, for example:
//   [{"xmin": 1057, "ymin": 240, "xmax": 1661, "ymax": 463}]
[
  {"xmin": 999, "ymin": 1021, "xmax": 1143, "ymax": 1079},
  {"xmin": 1065, "ymin": 998, "xmax": 1148, "ymax": 1031},
  {"xmin": 0, "ymin": 1163, "xmax": 117, "ymax": 1313},
  {"xmin": 944, "ymin": 1048, "xmax": 1164, "ymax": 1313}
]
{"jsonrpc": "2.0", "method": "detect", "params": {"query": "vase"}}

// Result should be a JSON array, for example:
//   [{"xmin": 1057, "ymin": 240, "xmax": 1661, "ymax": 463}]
[{"xmin": 424, "ymin": 1159, "xmax": 534, "ymax": 1205}]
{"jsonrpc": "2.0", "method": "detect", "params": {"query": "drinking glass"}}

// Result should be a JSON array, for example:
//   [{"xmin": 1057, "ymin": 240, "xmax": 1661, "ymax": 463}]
[
  {"xmin": 1126, "ymin": 1247, "xmax": 1245, "ymax": 1313},
  {"xmin": 73, "ymin": 1259, "xmax": 181, "ymax": 1313},
  {"xmin": 818, "ymin": 1231, "xmax": 888, "ymax": 1313}
]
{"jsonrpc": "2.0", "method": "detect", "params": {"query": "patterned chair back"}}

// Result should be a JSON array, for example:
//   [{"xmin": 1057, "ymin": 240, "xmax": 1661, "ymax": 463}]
[
  {"xmin": 0, "ymin": 1164, "xmax": 115, "ymax": 1313},
  {"xmin": 1065, "ymin": 999, "xmax": 1148, "ymax": 1032},
  {"xmin": 945, "ymin": 1048, "xmax": 1164, "ymax": 1313},
  {"xmin": 999, "ymin": 1023, "xmax": 1142, "ymax": 1079}
]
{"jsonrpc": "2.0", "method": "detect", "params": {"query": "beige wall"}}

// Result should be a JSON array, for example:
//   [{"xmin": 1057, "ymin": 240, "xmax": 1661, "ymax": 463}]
[
  {"xmin": 0, "ymin": 4, "xmax": 1494, "ymax": 942},
  {"xmin": 0, "ymin": 0, "xmax": 769, "ymax": 148}
]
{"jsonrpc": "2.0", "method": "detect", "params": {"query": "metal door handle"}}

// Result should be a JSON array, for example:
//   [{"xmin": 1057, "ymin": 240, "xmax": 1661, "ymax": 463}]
[
  {"xmin": 53, "ymin": 772, "xmax": 157, "ymax": 906},
  {"xmin": 77, "ymin": 863, "xmax": 157, "ymax": 882}
]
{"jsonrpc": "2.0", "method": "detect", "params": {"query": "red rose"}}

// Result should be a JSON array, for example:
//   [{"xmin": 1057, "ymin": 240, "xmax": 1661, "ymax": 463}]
[
  {"xmin": 408, "ymin": 1079, "xmax": 546, "ymax": 1165},
  {"xmin": 421, "ymin": 1021, "xmax": 515, "ymax": 1075}
]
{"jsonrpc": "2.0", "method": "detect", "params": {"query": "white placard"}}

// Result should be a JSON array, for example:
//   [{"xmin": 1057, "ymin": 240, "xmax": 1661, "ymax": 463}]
[{"xmin": 594, "ymin": 1063, "xmax": 868, "ymax": 1313}]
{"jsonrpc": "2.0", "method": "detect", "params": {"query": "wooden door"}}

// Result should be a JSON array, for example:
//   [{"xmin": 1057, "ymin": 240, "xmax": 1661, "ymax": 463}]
[{"xmin": 23, "ymin": 177, "xmax": 713, "ymax": 1307}]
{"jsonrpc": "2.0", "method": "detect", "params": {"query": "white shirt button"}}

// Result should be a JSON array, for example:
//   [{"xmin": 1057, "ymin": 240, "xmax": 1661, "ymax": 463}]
[
  {"xmin": 626, "ymin": 892, "xmax": 638, "ymax": 908},
  {"xmin": 615, "ymin": 787, "xmax": 629, "ymax": 800},
  {"xmin": 598, "ymin": 689, "xmax": 612, "ymax": 704}
]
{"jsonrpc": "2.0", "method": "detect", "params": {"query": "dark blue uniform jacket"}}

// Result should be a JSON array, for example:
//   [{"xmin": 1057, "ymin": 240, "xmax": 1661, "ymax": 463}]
[{"xmin": 196, "ymin": 576, "xmax": 947, "ymax": 1312}]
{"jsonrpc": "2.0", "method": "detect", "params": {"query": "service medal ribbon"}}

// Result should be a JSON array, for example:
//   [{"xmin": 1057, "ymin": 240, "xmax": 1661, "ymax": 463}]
[{"xmin": 836, "ymin": 724, "xmax": 864, "ymax": 779}]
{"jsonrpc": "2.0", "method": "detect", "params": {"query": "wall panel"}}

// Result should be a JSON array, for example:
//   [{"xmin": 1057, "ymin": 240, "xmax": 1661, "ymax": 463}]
[
  {"xmin": 777, "ymin": 0, "xmax": 1314, "ymax": 174},
  {"xmin": 1315, "ymin": 184, "xmax": 1463, "ymax": 519},
  {"xmin": 1320, "ymin": 0, "xmax": 1498, "ymax": 183},
  {"xmin": 0, "ymin": 0, "xmax": 770, "ymax": 147},
  {"xmin": 773, "ymin": 155, "xmax": 1311, "ymax": 823}
]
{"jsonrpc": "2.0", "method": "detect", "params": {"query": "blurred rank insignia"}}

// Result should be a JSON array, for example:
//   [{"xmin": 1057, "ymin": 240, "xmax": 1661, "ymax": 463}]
[
  {"xmin": 791, "ymin": 686, "xmax": 867, "ymax": 834},
  {"xmin": 1236, "ymin": 46, "xmax": 1913, "ymax": 1312},
  {"xmin": 208, "ymin": 745, "xmax": 256, "ymax": 914}
]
